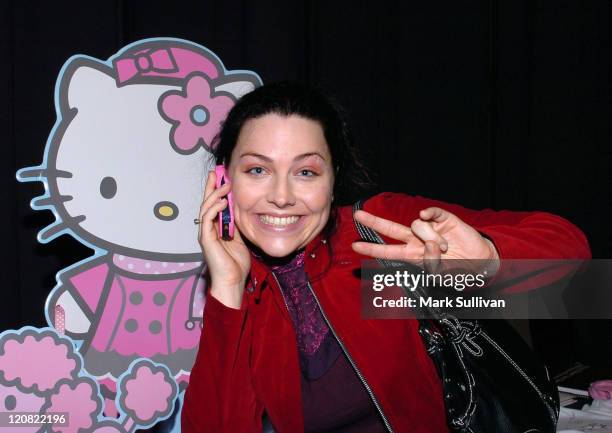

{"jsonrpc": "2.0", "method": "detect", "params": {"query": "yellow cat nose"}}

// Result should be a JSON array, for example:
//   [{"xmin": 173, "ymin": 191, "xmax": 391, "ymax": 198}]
[
  {"xmin": 159, "ymin": 206, "xmax": 174, "ymax": 217},
  {"xmin": 154, "ymin": 201, "xmax": 178, "ymax": 221}
]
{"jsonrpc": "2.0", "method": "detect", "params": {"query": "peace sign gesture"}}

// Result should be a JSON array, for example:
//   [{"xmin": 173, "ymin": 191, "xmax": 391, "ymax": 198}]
[{"xmin": 351, "ymin": 207, "xmax": 500, "ymax": 275}]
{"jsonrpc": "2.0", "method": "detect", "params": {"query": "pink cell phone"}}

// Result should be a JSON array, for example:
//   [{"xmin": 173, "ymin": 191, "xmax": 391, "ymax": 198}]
[{"xmin": 215, "ymin": 165, "xmax": 234, "ymax": 240}]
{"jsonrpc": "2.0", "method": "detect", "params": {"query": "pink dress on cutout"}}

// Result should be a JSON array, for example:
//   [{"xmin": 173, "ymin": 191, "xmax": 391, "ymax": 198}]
[{"xmin": 64, "ymin": 254, "xmax": 205, "ymax": 392}]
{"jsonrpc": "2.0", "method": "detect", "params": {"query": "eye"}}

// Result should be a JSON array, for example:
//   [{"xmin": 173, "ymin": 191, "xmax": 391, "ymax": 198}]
[
  {"xmin": 247, "ymin": 167, "xmax": 265, "ymax": 176},
  {"xmin": 100, "ymin": 177, "xmax": 117, "ymax": 199},
  {"xmin": 4, "ymin": 394, "xmax": 16, "ymax": 411},
  {"xmin": 298, "ymin": 169, "xmax": 316, "ymax": 177}
]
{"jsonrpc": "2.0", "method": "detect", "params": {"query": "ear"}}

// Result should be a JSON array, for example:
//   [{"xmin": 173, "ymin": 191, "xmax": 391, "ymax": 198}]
[
  {"xmin": 215, "ymin": 79, "xmax": 257, "ymax": 100},
  {"xmin": 63, "ymin": 64, "xmax": 117, "ymax": 109}
]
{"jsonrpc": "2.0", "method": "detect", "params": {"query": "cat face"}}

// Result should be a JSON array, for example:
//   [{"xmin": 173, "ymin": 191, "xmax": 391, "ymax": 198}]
[{"xmin": 47, "ymin": 63, "xmax": 216, "ymax": 260}]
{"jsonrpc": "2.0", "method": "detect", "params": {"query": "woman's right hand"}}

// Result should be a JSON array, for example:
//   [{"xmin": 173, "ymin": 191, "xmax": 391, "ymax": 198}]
[{"xmin": 198, "ymin": 170, "xmax": 251, "ymax": 309}]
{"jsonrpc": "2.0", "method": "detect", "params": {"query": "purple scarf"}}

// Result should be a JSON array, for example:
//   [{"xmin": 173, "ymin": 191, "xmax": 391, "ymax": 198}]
[{"xmin": 269, "ymin": 251, "xmax": 342, "ymax": 380}]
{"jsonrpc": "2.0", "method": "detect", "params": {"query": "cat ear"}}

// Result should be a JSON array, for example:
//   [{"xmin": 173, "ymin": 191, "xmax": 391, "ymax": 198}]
[
  {"xmin": 63, "ymin": 64, "xmax": 117, "ymax": 109},
  {"xmin": 215, "ymin": 78, "xmax": 258, "ymax": 100}
]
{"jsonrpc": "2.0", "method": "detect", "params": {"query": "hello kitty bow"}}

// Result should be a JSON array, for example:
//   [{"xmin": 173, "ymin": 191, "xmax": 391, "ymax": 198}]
[{"xmin": 114, "ymin": 48, "xmax": 179, "ymax": 84}]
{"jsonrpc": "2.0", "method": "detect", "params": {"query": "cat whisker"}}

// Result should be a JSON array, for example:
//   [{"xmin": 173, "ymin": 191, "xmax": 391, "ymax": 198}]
[
  {"xmin": 17, "ymin": 166, "xmax": 46, "ymax": 181},
  {"xmin": 50, "ymin": 169, "xmax": 74, "ymax": 179},
  {"xmin": 32, "ymin": 195, "xmax": 73, "ymax": 208},
  {"xmin": 17, "ymin": 167, "xmax": 73, "ymax": 181},
  {"xmin": 38, "ymin": 215, "xmax": 86, "ymax": 242},
  {"xmin": 39, "ymin": 221, "xmax": 69, "ymax": 242}
]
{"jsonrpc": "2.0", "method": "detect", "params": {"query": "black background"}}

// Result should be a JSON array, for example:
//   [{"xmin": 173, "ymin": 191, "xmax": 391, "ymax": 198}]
[{"xmin": 1, "ymin": 1, "xmax": 610, "ymax": 369}]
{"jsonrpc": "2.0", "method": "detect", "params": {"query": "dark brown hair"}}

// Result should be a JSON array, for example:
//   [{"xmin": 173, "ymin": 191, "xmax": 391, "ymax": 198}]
[{"xmin": 213, "ymin": 81, "xmax": 376, "ymax": 207}]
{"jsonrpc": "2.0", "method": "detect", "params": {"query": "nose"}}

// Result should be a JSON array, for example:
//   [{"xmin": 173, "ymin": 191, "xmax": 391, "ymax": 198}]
[
  {"xmin": 154, "ymin": 201, "xmax": 179, "ymax": 221},
  {"xmin": 266, "ymin": 176, "xmax": 296, "ymax": 208}
]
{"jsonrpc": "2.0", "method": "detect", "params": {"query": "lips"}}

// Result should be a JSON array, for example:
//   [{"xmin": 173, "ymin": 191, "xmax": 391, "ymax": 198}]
[{"xmin": 258, "ymin": 214, "xmax": 301, "ymax": 227}]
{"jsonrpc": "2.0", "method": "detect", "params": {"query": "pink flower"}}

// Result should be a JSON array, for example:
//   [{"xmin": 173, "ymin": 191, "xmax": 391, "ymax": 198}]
[
  {"xmin": 118, "ymin": 360, "xmax": 177, "ymax": 425},
  {"xmin": 42, "ymin": 377, "xmax": 102, "ymax": 433},
  {"xmin": 0, "ymin": 328, "xmax": 81, "ymax": 395},
  {"xmin": 160, "ymin": 73, "xmax": 235, "ymax": 154}
]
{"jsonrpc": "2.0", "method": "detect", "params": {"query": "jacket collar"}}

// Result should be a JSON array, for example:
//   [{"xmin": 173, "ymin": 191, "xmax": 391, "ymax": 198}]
[{"xmin": 247, "ymin": 232, "xmax": 332, "ymax": 300}]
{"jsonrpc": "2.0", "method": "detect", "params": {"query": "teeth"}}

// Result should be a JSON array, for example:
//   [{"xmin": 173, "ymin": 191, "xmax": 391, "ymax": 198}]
[{"xmin": 259, "ymin": 215, "xmax": 300, "ymax": 226}]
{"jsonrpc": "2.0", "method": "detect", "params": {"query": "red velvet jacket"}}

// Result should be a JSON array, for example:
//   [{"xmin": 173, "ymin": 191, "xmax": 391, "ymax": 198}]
[{"xmin": 182, "ymin": 192, "xmax": 591, "ymax": 433}]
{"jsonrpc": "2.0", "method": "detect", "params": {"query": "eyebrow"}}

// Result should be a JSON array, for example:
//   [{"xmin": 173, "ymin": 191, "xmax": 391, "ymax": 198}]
[{"xmin": 239, "ymin": 152, "xmax": 327, "ymax": 162}]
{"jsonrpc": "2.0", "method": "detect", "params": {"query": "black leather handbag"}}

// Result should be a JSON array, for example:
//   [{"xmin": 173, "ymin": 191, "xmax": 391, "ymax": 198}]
[{"xmin": 353, "ymin": 200, "xmax": 560, "ymax": 433}]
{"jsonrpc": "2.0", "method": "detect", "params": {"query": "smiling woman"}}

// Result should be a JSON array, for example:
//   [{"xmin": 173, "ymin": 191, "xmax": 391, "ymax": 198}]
[
  {"xmin": 182, "ymin": 82, "xmax": 591, "ymax": 433},
  {"xmin": 229, "ymin": 114, "xmax": 334, "ymax": 258}
]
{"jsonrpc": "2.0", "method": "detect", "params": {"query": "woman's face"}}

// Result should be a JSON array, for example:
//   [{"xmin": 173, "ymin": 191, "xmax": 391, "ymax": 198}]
[{"xmin": 228, "ymin": 113, "xmax": 334, "ymax": 258}]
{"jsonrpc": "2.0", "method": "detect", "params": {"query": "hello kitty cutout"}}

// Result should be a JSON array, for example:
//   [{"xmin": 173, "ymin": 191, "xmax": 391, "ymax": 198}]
[{"xmin": 16, "ymin": 38, "xmax": 261, "ymax": 428}]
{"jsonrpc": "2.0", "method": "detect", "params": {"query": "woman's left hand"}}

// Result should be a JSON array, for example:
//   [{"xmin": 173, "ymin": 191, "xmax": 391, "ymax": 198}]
[{"xmin": 352, "ymin": 207, "xmax": 500, "ymax": 276}]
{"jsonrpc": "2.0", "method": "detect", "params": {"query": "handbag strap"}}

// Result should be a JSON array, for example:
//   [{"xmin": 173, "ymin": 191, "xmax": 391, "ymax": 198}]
[
  {"xmin": 352, "ymin": 199, "xmax": 443, "ymax": 317},
  {"xmin": 352, "ymin": 200, "xmax": 404, "ymax": 268}
]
